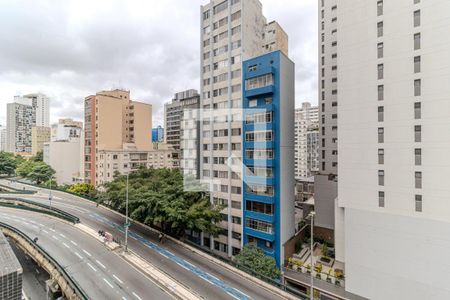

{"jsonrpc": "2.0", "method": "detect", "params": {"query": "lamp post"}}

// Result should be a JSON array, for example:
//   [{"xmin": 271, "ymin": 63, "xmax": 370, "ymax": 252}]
[
  {"xmin": 309, "ymin": 211, "xmax": 315, "ymax": 300},
  {"xmin": 124, "ymin": 173, "xmax": 129, "ymax": 253},
  {"xmin": 48, "ymin": 175, "xmax": 53, "ymax": 210}
]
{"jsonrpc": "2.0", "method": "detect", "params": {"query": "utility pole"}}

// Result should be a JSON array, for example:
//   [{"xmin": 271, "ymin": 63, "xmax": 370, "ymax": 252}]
[
  {"xmin": 49, "ymin": 175, "xmax": 53, "ymax": 210},
  {"xmin": 310, "ymin": 211, "xmax": 315, "ymax": 300},
  {"xmin": 124, "ymin": 173, "xmax": 129, "ymax": 252}
]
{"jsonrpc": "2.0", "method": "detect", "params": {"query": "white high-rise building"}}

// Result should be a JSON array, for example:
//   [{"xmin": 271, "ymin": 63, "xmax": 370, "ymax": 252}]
[
  {"xmin": 6, "ymin": 93, "xmax": 50, "ymax": 154},
  {"xmin": 199, "ymin": 0, "xmax": 289, "ymax": 258},
  {"xmin": 51, "ymin": 118, "xmax": 83, "ymax": 141},
  {"xmin": 337, "ymin": 1, "xmax": 450, "ymax": 299},
  {"xmin": 0, "ymin": 125, "xmax": 6, "ymax": 152},
  {"xmin": 294, "ymin": 102, "xmax": 319, "ymax": 180}
]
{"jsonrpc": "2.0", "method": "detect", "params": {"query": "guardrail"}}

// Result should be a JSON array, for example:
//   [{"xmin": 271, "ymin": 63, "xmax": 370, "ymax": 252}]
[
  {"xmin": 0, "ymin": 196, "xmax": 80, "ymax": 224},
  {"xmin": 0, "ymin": 183, "xmax": 36, "ymax": 194},
  {"xmin": 0, "ymin": 221, "xmax": 89, "ymax": 300}
]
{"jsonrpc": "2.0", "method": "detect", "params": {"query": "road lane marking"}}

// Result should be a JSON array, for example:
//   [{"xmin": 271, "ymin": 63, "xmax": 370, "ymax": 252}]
[
  {"xmin": 132, "ymin": 292, "xmax": 142, "ymax": 300},
  {"xmin": 74, "ymin": 252, "xmax": 83, "ymax": 259},
  {"xmin": 96, "ymin": 260, "xmax": 106, "ymax": 269},
  {"xmin": 87, "ymin": 263, "xmax": 97, "ymax": 272},
  {"xmin": 49, "ymin": 228, "xmax": 56, "ymax": 232},
  {"xmin": 62, "ymin": 242, "xmax": 70, "ymax": 249},
  {"xmin": 103, "ymin": 278, "xmax": 114, "ymax": 289},
  {"xmin": 82, "ymin": 249, "xmax": 92, "ymax": 257},
  {"xmin": 112, "ymin": 274, "xmax": 123, "ymax": 284},
  {"xmin": 59, "ymin": 233, "xmax": 66, "ymax": 238},
  {"xmin": 52, "ymin": 235, "xmax": 59, "ymax": 241},
  {"xmin": 70, "ymin": 240, "xmax": 77, "ymax": 246},
  {"xmin": 42, "ymin": 230, "xmax": 49, "ymax": 234}
]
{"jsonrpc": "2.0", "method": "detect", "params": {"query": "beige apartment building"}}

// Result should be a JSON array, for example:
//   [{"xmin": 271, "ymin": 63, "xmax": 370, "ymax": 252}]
[
  {"xmin": 84, "ymin": 89, "xmax": 152, "ymax": 186},
  {"xmin": 31, "ymin": 126, "xmax": 51, "ymax": 155}
]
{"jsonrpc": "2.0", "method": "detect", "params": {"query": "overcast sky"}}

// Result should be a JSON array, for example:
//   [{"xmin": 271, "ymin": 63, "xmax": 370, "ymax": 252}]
[{"xmin": 0, "ymin": 0, "xmax": 317, "ymax": 127}]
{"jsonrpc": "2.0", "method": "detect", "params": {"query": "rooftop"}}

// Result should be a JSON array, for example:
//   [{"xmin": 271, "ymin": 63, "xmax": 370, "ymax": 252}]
[{"xmin": 0, "ymin": 231, "xmax": 22, "ymax": 276}]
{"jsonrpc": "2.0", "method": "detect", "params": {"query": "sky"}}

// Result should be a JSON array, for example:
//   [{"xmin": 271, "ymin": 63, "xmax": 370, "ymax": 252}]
[{"xmin": 0, "ymin": 0, "xmax": 317, "ymax": 127}]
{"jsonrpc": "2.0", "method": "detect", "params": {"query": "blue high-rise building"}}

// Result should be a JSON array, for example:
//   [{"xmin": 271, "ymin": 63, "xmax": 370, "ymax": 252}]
[
  {"xmin": 242, "ymin": 50, "xmax": 295, "ymax": 267},
  {"xmin": 152, "ymin": 126, "xmax": 164, "ymax": 142}
]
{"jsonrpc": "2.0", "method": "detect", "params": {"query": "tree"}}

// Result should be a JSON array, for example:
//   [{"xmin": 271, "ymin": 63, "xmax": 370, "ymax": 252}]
[
  {"xmin": 28, "ymin": 163, "xmax": 55, "ymax": 184},
  {"xmin": 31, "ymin": 151, "xmax": 43, "ymax": 162},
  {"xmin": 16, "ymin": 160, "xmax": 37, "ymax": 177},
  {"xmin": 234, "ymin": 245, "xmax": 281, "ymax": 279},
  {"xmin": 67, "ymin": 183, "xmax": 96, "ymax": 198},
  {"xmin": 99, "ymin": 168, "xmax": 222, "ymax": 237},
  {"xmin": 0, "ymin": 152, "xmax": 16, "ymax": 176}
]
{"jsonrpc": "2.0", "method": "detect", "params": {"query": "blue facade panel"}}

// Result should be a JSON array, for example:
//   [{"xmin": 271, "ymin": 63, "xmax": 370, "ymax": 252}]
[{"xmin": 242, "ymin": 51, "xmax": 284, "ymax": 267}]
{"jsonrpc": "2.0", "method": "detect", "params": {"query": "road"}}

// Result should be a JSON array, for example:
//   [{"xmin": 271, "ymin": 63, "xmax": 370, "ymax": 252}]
[
  {"xmin": 0, "ymin": 179, "xmax": 287, "ymax": 300},
  {"xmin": 0, "ymin": 207, "xmax": 172, "ymax": 300}
]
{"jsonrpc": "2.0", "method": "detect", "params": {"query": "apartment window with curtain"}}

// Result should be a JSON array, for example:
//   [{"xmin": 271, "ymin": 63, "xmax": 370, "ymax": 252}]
[
  {"xmin": 414, "ymin": 56, "xmax": 421, "ymax": 73},
  {"xmin": 415, "ymin": 171, "xmax": 422, "ymax": 189},
  {"xmin": 415, "ymin": 148, "xmax": 422, "ymax": 166},
  {"xmin": 414, "ymin": 102, "xmax": 421, "ymax": 119},
  {"xmin": 414, "ymin": 10, "xmax": 421, "ymax": 27},
  {"xmin": 415, "ymin": 195, "xmax": 422, "ymax": 212},
  {"xmin": 377, "ymin": 22, "xmax": 383, "ymax": 37},
  {"xmin": 414, "ymin": 33, "xmax": 421, "ymax": 50},
  {"xmin": 378, "ymin": 85, "xmax": 384, "ymax": 100},
  {"xmin": 378, "ymin": 127, "xmax": 384, "ymax": 143},
  {"xmin": 377, "ymin": 0, "xmax": 383, "ymax": 16},
  {"xmin": 415, "ymin": 125, "xmax": 421, "ymax": 142},
  {"xmin": 378, "ymin": 106, "xmax": 384, "ymax": 122},
  {"xmin": 414, "ymin": 79, "xmax": 421, "ymax": 96},
  {"xmin": 378, "ymin": 149, "xmax": 384, "ymax": 164},
  {"xmin": 379, "ymin": 191, "xmax": 385, "ymax": 207},
  {"xmin": 377, "ymin": 43, "xmax": 384, "ymax": 58},
  {"xmin": 378, "ymin": 64, "xmax": 384, "ymax": 80},
  {"xmin": 378, "ymin": 170, "xmax": 385, "ymax": 186}
]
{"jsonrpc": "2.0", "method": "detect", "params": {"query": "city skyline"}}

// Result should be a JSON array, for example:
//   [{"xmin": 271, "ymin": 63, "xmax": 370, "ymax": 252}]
[{"xmin": 0, "ymin": 0, "xmax": 318, "ymax": 127}]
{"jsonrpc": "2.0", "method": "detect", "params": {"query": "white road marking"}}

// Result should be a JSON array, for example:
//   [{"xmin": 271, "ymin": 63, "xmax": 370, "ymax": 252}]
[
  {"xmin": 49, "ymin": 228, "xmax": 56, "ymax": 232},
  {"xmin": 52, "ymin": 235, "xmax": 59, "ymax": 240},
  {"xmin": 38, "ymin": 223, "xmax": 44, "ymax": 227},
  {"xmin": 70, "ymin": 240, "xmax": 77, "ymax": 246},
  {"xmin": 103, "ymin": 278, "xmax": 114, "ymax": 289},
  {"xmin": 132, "ymin": 292, "xmax": 142, "ymax": 300},
  {"xmin": 42, "ymin": 230, "xmax": 49, "ymax": 234},
  {"xmin": 96, "ymin": 260, "xmax": 106, "ymax": 269},
  {"xmin": 82, "ymin": 249, "xmax": 92, "ymax": 257},
  {"xmin": 62, "ymin": 242, "xmax": 70, "ymax": 249},
  {"xmin": 122, "ymin": 297, "xmax": 128, "ymax": 300},
  {"xmin": 112, "ymin": 274, "xmax": 123, "ymax": 284},
  {"xmin": 87, "ymin": 263, "xmax": 97, "ymax": 272},
  {"xmin": 59, "ymin": 233, "xmax": 66, "ymax": 238},
  {"xmin": 74, "ymin": 252, "xmax": 83, "ymax": 259}
]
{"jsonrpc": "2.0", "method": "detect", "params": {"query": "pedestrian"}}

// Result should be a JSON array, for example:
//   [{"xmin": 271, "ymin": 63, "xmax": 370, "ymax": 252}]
[{"xmin": 158, "ymin": 233, "xmax": 163, "ymax": 243}]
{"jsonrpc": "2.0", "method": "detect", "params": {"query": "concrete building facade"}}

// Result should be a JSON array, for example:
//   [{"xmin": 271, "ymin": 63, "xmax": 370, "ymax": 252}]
[
  {"xmin": 242, "ymin": 50, "xmax": 295, "ymax": 267},
  {"xmin": 51, "ymin": 118, "xmax": 83, "ymax": 141},
  {"xmin": 199, "ymin": 0, "xmax": 290, "ymax": 258},
  {"xmin": 84, "ymin": 89, "xmax": 152, "ymax": 186},
  {"xmin": 152, "ymin": 126, "xmax": 164, "ymax": 142},
  {"xmin": 0, "ymin": 125, "xmax": 6, "ymax": 152},
  {"xmin": 294, "ymin": 102, "xmax": 319, "ymax": 180},
  {"xmin": 337, "ymin": 1, "xmax": 450, "ymax": 299},
  {"xmin": 314, "ymin": 0, "xmax": 338, "ymax": 232},
  {"xmin": 31, "ymin": 126, "xmax": 50, "ymax": 155}
]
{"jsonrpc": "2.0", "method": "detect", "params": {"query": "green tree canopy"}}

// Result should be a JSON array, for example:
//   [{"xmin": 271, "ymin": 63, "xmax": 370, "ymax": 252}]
[
  {"xmin": 234, "ymin": 245, "xmax": 281, "ymax": 279},
  {"xmin": 31, "ymin": 151, "xmax": 44, "ymax": 162},
  {"xmin": 28, "ymin": 163, "xmax": 55, "ymax": 184},
  {"xmin": 0, "ymin": 152, "xmax": 16, "ymax": 176},
  {"xmin": 67, "ymin": 183, "xmax": 96, "ymax": 198},
  {"xmin": 99, "ymin": 168, "xmax": 222, "ymax": 237},
  {"xmin": 16, "ymin": 160, "xmax": 37, "ymax": 177}
]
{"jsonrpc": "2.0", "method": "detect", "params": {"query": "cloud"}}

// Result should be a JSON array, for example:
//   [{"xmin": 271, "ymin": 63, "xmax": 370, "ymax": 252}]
[{"xmin": 0, "ymin": 0, "xmax": 317, "ymax": 126}]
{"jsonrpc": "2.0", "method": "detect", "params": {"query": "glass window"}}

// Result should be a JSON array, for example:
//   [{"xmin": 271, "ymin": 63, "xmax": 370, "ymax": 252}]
[
  {"xmin": 377, "ymin": 0, "xmax": 383, "ymax": 16},
  {"xmin": 246, "ymin": 218, "xmax": 273, "ymax": 233},
  {"xmin": 377, "ymin": 43, "xmax": 384, "ymax": 58},
  {"xmin": 378, "ymin": 85, "xmax": 384, "ymax": 101},
  {"xmin": 414, "ymin": 56, "xmax": 421, "ymax": 73},
  {"xmin": 245, "ymin": 74, "xmax": 273, "ymax": 90},
  {"xmin": 415, "ymin": 125, "xmax": 421, "ymax": 142},
  {"xmin": 414, "ymin": 102, "xmax": 421, "ymax": 119},
  {"xmin": 249, "ymin": 99, "xmax": 257, "ymax": 107},
  {"xmin": 378, "ymin": 106, "xmax": 384, "ymax": 122},
  {"xmin": 415, "ymin": 148, "xmax": 422, "ymax": 166},
  {"xmin": 415, "ymin": 171, "xmax": 422, "ymax": 189},
  {"xmin": 414, "ymin": 10, "xmax": 421, "ymax": 27},
  {"xmin": 414, "ymin": 33, "xmax": 421, "ymax": 50},
  {"xmin": 378, "ymin": 64, "xmax": 384, "ymax": 80},
  {"xmin": 378, "ymin": 170, "xmax": 385, "ymax": 186},
  {"xmin": 415, "ymin": 195, "xmax": 422, "ymax": 212},
  {"xmin": 378, "ymin": 127, "xmax": 384, "ymax": 143},
  {"xmin": 378, "ymin": 149, "xmax": 384, "ymax": 164},
  {"xmin": 379, "ymin": 191, "xmax": 385, "ymax": 207},
  {"xmin": 414, "ymin": 79, "xmax": 421, "ymax": 96},
  {"xmin": 377, "ymin": 22, "xmax": 383, "ymax": 37}
]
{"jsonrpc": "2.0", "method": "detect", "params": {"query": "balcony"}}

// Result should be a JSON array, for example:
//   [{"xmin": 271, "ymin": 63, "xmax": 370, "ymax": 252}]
[{"xmin": 244, "ymin": 84, "xmax": 274, "ymax": 98}]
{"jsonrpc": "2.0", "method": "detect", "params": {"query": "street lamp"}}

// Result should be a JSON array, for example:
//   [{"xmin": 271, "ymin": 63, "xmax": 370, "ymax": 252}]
[
  {"xmin": 48, "ymin": 175, "xmax": 53, "ymax": 210},
  {"xmin": 124, "ymin": 172, "xmax": 129, "ymax": 253},
  {"xmin": 309, "ymin": 211, "xmax": 316, "ymax": 300}
]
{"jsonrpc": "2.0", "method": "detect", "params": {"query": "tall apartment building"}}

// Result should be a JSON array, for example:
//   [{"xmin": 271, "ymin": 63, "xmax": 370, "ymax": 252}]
[
  {"xmin": 51, "ymin": 118, "xmax": 83, "ymax": 141},
  {"xmin": 314, "ymin": 0, "xmax": 338, "ymax": 233},
  {"xmin": 152, "ymin": 125, "xmax": 164, "ymax": 142},
  {"xmin": 0, "ymin": 231, "xmax": 22, "ymax": 300},
  {"xmin": 242, "ymin": 50, "xmax": 295, "ymax": 267},
  {"xmin": 164, "ymin": 89, "xmax": 200, "ymax": 169},
  {"xmin": 294, "ymin": 102, "xmax": 319, "ymax": 180},
  {"xmin": 0, "ymin": 125, "xmax": 6, "ymax": 152},
  {"xmin": 199, "ymin": 0, "xmax": 289, "ymax": 258},
  {"xmin": 31, "ymin": 126, "xmax": 50, "ymax": 155},
  {"xmin": 337, "ymin": 1, "xmax": 450, "ymax": 299},
  {"xmin": 6, "ymin": 94, "xmax": 49, "ymax": 154},
  {"xmin": 84, "ymin": 89, "xmax": 152, "ymax": 186}
]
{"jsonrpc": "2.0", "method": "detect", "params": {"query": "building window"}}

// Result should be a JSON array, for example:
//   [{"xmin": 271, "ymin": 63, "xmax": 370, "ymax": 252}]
[
  {"xmin": 246, "ymin": 218, "xmax": 273, "ymax": 233},
  {"xmin": 415, "ymin": 195, "xmax": 422, "ymax": 212},
  {"xmin": 415, "ymin": 148, "xmax": 422, "ymax": 166},
  {"xmin": 377, "ymin": 21, "xmax": 383, "ymax": 37},
  {"xmin": 378, "ymin": 127, "xmax": 384, "ymax": 143},
  {"xmin": 378, "ymin": 85, "xmax": 384, "ymax": 101},
  {"xmin": 414, "ymin": 33, "xmax": 421, "ymax": 50},
  {"xmin": 378, "ymin": 191, "xmax": 385, "ymax": 207},
  {"xmin": 377, "ymin": 42, "xmax": 384, "ymax": 58},
  {"xmin": 378, "ymin": 170, "xmax": 385, "ymax": 186},
  {"xmin": 245, "ymin": 74, "xmax": 273, "ymax": 90},
  {"xmin": 414, "ymin": 79, "xmax": 421, "ymax": 96},
  {"xmin": 414, "ymin": 0, "xmax": 420, "ymax": 3},
  {"xmin": 378, "ymin": 106, "xmax": 384, "ymax": 122},
  {"xmin": 414, "ymin": 102, "xmax": 421, "ymax": 119},
  {"xmin": 378, "ymin": 64, "xmax": 384, "ymax": 80},
  {"xmin": 377, "ymin": 0, "xmax": 383, "ymax": 16},
  {"xmin": 415, "ymin": 171, "xmax": 422, "ymax": 189},
  {"xmin": 414, "ymin": 56, "xmax": 421, "ymax": 73},
  {"xmin": 415, "ymin": 125, "xmax": 421, "ymax": 142},
  {"xmin": 378, "ymin": 149, "xmax": 384, "ymax": 164},
  {"xmin": 414, "ymin": 10, "xmax": 421, "ymax": 27}
]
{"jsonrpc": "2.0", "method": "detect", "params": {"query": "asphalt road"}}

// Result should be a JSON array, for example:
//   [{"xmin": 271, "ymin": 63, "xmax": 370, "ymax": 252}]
[
  {"xmin": 0, "ymin": 207, "xmax": 172, "ymax": 300},
  {"xmin": 0, "ymin": 179, "xmax": 287, "ymax": 300}
]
